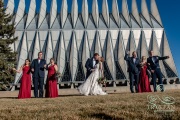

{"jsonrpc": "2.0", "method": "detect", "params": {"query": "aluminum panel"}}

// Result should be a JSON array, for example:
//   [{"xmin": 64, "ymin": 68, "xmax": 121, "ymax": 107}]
[
  {"xmin": 105, "ymin": 31, "xmax": 116, "ymax": 80},
  {"xmin": 82, "ymin": 0, "xmax": 88, "ymax": 28},
  {"xmin": 141, "ymin": 0, "xmax": 152, "ymax": 27},
  {"xmin": 5, "ymin": 0, "xmax": 14, "ymax": 15},
  {"xmin": 132, "ymin": 0, "xmax": 141, "ymax": 27},
  {"xmin": 151, "ymin": 0, "xmax": 163, "ymax": 26},
  {"xmin": 71, "ymin": 0, "xmax": 78, "ymax": 28},
  {"xmin": 26, "ymin": 0, "xmax": 36, "ymax": 28},
  {"xmin": 14, "ymin": 0, "xmax": 25, "ymax": 26},
  {"xmin": 69, "ymin": 32, "xmax": 78, "ymax": 82},
  {"xmin": 57, "ymin": 32, "xmax": 66, "ymax": 82},
  {"xmin": 82, "ymin": 32, "xmax": 90, "ymax": 74},
  {"xmin": 14, "ymin": 33, "xmax": 28, "ymax": 84},
  {"xmin": 38, "ymin": 0, "xmax": 46, "ymax": 28},
  {"xmin": 117, "ymin": 31, "xmax": 128, "ymax": 79},
  {"xmin": 102, "ymin": 0, "xmax": 109, "ymax": 27},
  {"xmin": 122, "ymin": 0, "xmax": 130, "ymax": 27},
  {"xmin": 60, "ymin": 0, "xmax": 68, "ymax": 28},
  {"xmin": 50, "ymin": 0, "xmax": 57, "ymax": 28},
  {"xmin": 92, "ymin": 0, "xmax": 99, "ymax": 27},
  {"xmin": 112, "ymin": 0, "xmax": 120, "ymax": 27}
]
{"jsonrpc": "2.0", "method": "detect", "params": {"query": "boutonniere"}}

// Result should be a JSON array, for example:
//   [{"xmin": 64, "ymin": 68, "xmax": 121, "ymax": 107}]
[{"xmin": 156, "ymin": 57, "xmax": 159, "ymax": 60}]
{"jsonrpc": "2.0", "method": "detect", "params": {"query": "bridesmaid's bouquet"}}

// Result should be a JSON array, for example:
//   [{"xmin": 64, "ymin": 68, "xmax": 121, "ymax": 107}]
[
  {"xmin": 97, "ymin": 77, "xmax": 107, "ymax": 85},
  {"xmin": 55, "ymin": 72, "xmax": 62, "ymax": 78}
]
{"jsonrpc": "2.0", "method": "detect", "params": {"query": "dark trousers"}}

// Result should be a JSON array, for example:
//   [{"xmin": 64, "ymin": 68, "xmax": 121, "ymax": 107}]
[
  {"xmin": 151, "ymin": 68, "xmax": 163, "ymax": 92},
  {"xmin": 33, "ymin": 76, "xmax": 44, "ymax": 98},
  {"xmin": 129, "ymin": 72, "xmax": 139, "ymax": 93},
  {"xmin": 86, "ymin": 71, "xmax": 92, "ymax": 79}
]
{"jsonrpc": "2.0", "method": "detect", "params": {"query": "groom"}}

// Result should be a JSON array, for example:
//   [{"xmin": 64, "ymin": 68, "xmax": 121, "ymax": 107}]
[
  {"xmin": 85, "ymin": 53, "xmax": 99, "ymax": 79},
  {"xmin": 31, "ymin": 52, "xmax": 46, "ymax": 98}
]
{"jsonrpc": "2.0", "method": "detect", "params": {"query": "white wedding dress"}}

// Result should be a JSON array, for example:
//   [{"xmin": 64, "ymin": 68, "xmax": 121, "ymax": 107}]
[{"xmin": 78, "ymin": 63, "xmax": 107, "ymax": 96}]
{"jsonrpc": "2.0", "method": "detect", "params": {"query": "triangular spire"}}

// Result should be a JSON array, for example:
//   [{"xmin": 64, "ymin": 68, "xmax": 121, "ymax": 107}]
[
  {"xmin": 138, "ymin": 31, "xmax": 148, "ymax": 58},
  {"xmin": 60, "ymin": 0, "xmax": 68, "ymax": 28},
  {"xmin": 126, "ymin": 31, "xmax": 136, "ymax": 54},
  {"xmin": 102, "ymin": 0, "xmax": 109, "ymax": 27},
  {"xmin": 71, "ymin": 0, "xmax": 78, "ymax": 28},
  {"xmin": 82, "ymin": 0, "xmax": 88, "ymax": 28},
  {"xmin": 105, "ymin": 31, "xmax": 116, "ymax": 80},
  {"xmin": 117, "ymin": 31, "xmax": 128, "ymax": 79},
  {"xmin": 92, "ymin": 0, "xmax": 99, "ymax": 27},
  {"xmin": 69, "ymin": 32, "xmax": 78, "ymax": 82},
  {"xmin": 131, "ymin": 0, "xmax": 141, "ymax": 27},
  {"xmin": 45, "ymin": 32, "xmax": 53, "ymax": 63},
  {"xmin": 122, "ymin": 0, "xmax": 131, "ymax": 27},
  {"xmin": 160, "ymin": 32, "xmax": 178, "ymax": 76},
  {"xmin": 141, "ymin": 0, "xmax": 152, "ymax": 27},
  {"xmin": 112, "ymin": 0, "xmax": 120, "ymax": 27},
  {"xmin": 15, "ymin": 0, "xmax": 25, "ymax": 26},
  {"xmin": 57, "ymin": 32, "xmax": 66, "ymax": 82},
  {"xmin": 31, "ymin": 33, "xmax": 40, "ymax": 60},
  {"xmin": 14, "ymin": 33, "xmax": 28, "ymax": 84},
  {"xmin": 94, "ymin": 31, "xmax": 102, "ymax": 56},
  {"xmin": 151, "ymin": 0, "xmax": 163, "ymax": 26},
  {"xmin": 50, "ymin": 0, "xmax": 57, "ymax": 28},
  {"xmin": 26, "ymin": 31, "xmax": 36, "ymax": 59},
  {"xmin": 82, "ymin": 31, "xmax": 90, "ymax": 74},
  {"xmin": 38, "ymin": 0, "xmax": 46, "ymax": 28},
  {"xmin": 5, "ymin": 0, "xmax": 14, "ymax": 15},
  {"xmin": 26, "ymin": 0, "xmax": 36, "ymax": 28}
]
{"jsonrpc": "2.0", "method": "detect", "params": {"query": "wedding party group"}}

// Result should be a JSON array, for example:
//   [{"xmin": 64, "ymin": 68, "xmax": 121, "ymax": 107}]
[
  {"xmin": 13, "ymin": 50, "xmax": 169, "ymax": 99},
  {"xmin": 124, "ymin": 50, "xmax": 169, "ymax": 93}
]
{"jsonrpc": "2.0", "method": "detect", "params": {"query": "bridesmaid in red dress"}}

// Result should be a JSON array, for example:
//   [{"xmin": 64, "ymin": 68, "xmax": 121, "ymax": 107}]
[
  {"xmin": 45, "ymin": 58, "xmax": 58, "ymax": 98},
  {"xmin": 138, "ymin": 56, "xmax": 152, "ymax": 93},
  {"xmin": 13, "ymin": 59, "xmax": 31, "ymax": 99}
]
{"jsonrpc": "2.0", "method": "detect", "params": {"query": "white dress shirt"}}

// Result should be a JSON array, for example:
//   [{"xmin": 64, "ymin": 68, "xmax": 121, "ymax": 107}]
[
  {"xmin": 93, "ymin": 58, "xmax": 96, "ymax": 68},
  {"xmin": 152, "ymin": 57, "xmax": 155, "ymax": 63},
  {"xmin": 133, "ymin": 58, "xmax": 136, "ymax": 64}
]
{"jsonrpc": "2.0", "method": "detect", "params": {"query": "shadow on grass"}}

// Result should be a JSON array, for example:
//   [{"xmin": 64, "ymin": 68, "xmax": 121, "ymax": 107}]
[
  {"xmin": 0, "ymin": 97, "xmax": 17, "ymax": 99},
  {"xmin": 90, "ymin": 113, "xmax": 114, "ymax": 119},
  {"xmin": 81, "ymin": 112, "xmax": 124, "ymax": 120}
]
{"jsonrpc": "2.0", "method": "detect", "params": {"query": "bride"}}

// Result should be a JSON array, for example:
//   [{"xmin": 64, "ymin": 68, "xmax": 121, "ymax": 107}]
[{"xmin": 78, "ymin": 57, "xmax": 107, "ymax": 96}]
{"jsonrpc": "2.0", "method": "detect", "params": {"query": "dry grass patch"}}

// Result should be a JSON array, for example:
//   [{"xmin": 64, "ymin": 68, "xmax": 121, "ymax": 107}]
[{"xmin": 0, "ymin": 90, "xmax": 180, "ymax": 120}]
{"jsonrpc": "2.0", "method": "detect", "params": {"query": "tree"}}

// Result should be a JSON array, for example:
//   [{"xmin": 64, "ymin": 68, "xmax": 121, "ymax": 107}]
[{"xmin": 0, "ymin": 0, "xmax": 17, "ymax": 90}]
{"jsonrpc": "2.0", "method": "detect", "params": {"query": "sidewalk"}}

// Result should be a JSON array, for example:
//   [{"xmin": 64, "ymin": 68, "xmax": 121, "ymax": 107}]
[{"xmin": 0, "ymin": 84, "xmax": 180, "ymax": 98}]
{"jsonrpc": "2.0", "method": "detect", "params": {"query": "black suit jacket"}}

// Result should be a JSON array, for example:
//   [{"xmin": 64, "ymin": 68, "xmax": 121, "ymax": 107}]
[
  {"xmin": 124, "ymin": 54, "xmax": 140, "ymax": 74},
  {"xmin": 31, "ymin": 59, "xmax": 46, "ymax": 78},
  {"xmin": 85, "ymin": 58, "xmax": 98, "ymax": 77},
  {"xmin": 147, "ymin": 56, "xmax": 168, "ymax": 70}
]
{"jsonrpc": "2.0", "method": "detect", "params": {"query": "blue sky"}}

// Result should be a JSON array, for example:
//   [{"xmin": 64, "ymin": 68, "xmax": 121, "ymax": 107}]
[{"xmin": 4, "ymin": 0, "xmax": 180, "ymax": 76}]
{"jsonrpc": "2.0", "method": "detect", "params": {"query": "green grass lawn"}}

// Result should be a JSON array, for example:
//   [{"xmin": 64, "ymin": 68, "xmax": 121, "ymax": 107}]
[{"xmin": 0, "ymin": 90, "xmax": 179, "ymax": 120}]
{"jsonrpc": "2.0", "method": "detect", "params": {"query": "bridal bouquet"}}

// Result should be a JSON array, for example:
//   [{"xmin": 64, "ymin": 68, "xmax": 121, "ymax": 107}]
[{"xmin": 97, "ymin": 77, "xmax": 107, "ymax": 85}]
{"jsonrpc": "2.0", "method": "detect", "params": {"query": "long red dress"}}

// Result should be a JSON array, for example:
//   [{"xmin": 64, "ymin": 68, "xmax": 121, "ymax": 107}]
[
  {"xmin": 45, "ymin": 65, "xmax": 58, "ymax": 98},
  {"xmin": 18, "ymin": 66, "xmax": 31, "ymax": 99},
  {"xmin": 138, "ymin": 64, "xmax": 152, "ymax": 93}
]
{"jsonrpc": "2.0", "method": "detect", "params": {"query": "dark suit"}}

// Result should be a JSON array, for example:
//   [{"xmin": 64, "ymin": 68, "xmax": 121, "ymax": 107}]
[
  {"xmin": 147, "ymin": 56, "xmax": 169, "ymax": 92},
  {"xmin": 85, "ymin": 58, "xmax": 98, "ymax": 79},
  {"xmin": 124, "ymin": 54, "xmax": 140, "ymax": 93},
  {"xmin": 31, "ymin": 59, "xmax": 46, "ymax": 98}
]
